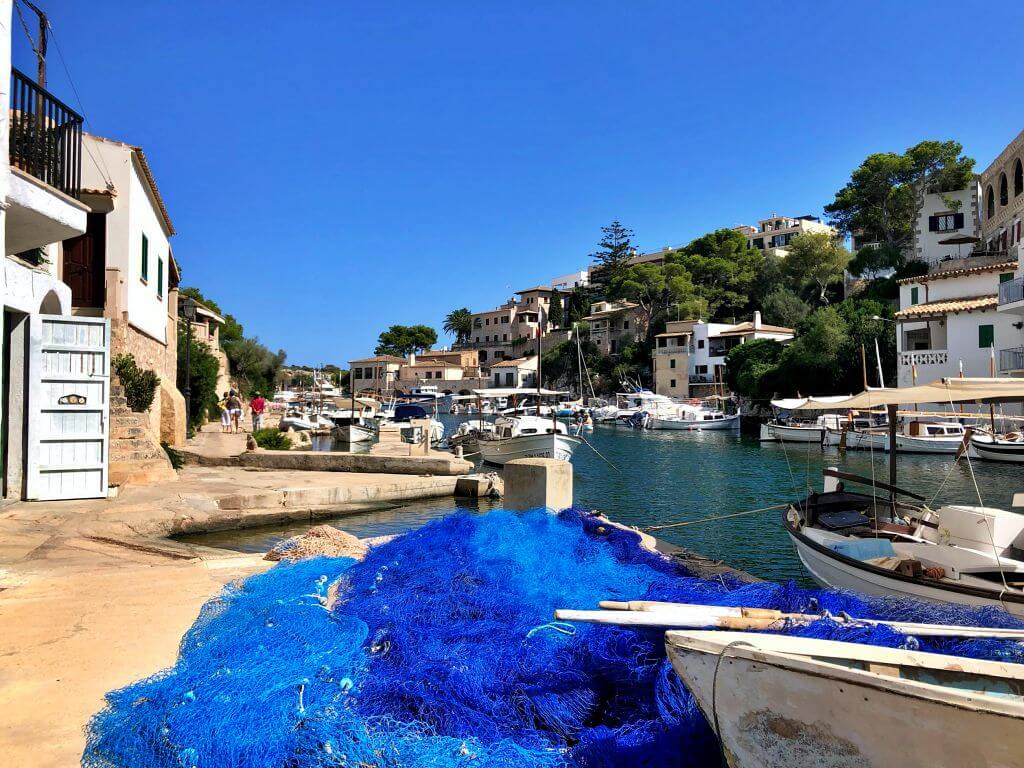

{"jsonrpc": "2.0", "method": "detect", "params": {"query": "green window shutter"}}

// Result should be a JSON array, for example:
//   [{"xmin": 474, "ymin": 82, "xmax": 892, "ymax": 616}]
[
  {"xmin": 141, "ymin": 234, "xmax": 149, "ymax": 282},
  {"xmin": 1000, "ymin": 272, "xmax": 1015, "ymax": 283},
  {"xmin": 979, "ymin": 324, "xmax": 994, "ymax": 348},
  {"xmin": 910, "ymin": 287, "xmax": 919, "ymax": 304},
  {"xmin": 157, "ymin": 258, "xmax": 164, "ymax": 298}
]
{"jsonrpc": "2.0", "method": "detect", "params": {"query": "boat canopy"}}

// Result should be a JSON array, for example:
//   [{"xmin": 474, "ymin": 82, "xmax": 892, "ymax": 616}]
[
  {"xmin": 788, "ymin": 377, "xmax": 1024, "ymax": 410},
  {"xmin": 472, "ymin": 388, "xmax": 569, "ymax": 397},
  {"xmin": 770, "ymin": 395, "xmax": 853, "ymax": 410}
]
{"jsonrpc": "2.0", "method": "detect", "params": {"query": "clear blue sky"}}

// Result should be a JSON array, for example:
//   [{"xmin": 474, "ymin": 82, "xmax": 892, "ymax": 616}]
[{"xmin": 20, "ymin": 1, "xmax": 1024, "ymax": 365}]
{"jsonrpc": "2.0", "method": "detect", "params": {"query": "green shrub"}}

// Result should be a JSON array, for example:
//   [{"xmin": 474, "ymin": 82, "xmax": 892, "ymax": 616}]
[
  {"xmin": 112, "ymin": 354, "xmax": 160, "ymax": 412},
  {"xmin": 252, "ymin": 428, "xmax": 291, "ymax": 451},
  {"xmin": 161, "ymin": 442, "xmax": 184, "ymax": 470},
  {"xmin": 177, "ymin": 331, "xmax": 221, "ymax": 432}
]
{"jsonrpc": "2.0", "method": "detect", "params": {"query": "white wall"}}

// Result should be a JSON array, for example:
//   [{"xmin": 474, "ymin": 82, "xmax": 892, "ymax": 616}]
[{"xmin": 913, "ymin": 186, "xmax": 979, "ymax": 265}]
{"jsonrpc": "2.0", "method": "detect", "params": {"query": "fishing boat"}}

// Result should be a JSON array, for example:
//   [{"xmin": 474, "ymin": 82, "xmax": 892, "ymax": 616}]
[
  {"xmin": 648, "ymin": 401, "xmax": 740, "ymax": 431},
  {"xmin": 327, "ymin": 401, "xmax": 377, "ymax": 443},
  {"xmin": 476, "ymin": 415, "xmax": 581, "ymax": 465},
  {"xmin": 279, "ymin": 406, "xmax": 334, "ymax": 431},
  {"xmin": 971, "ymin": 430, "xmax": 1024, "ymax": 463},
  {"xmin": 665, "ymin": 629, "xmax": 1024, "ymax": 768},
  {"xmin": 759, "ymin": 418, "xmax": 826, "ymax": 443},
  {"xmin": 823, "ymin": 418, "xmax": 968, "ymax": 453}
]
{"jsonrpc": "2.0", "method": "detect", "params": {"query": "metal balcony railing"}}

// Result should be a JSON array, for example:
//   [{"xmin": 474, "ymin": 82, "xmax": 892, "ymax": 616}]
[
  {"xmin": 9, "ymin": 68, "xmax": 83, "ymax": 198},
  {"xmin": 999, "ymin": 277, "xmax": 1024, "ymax": 305},
  {"xmin": 1000, "ymin": 346, "xmax": 1024, "ymax": 373}
]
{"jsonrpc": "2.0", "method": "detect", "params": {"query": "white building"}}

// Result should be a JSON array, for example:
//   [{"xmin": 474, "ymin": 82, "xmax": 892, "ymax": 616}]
[
  {"xmin": 549, "ymin": 270, "xmax": 589, "ymax": 291},
  {"xmin": 583, "ymin": 300, "xmax": 643, "ymax": 356},
  {"xmin": 490, "ymin": 355, "xmax": 537, "ymax": 388},
  {"xmin": 743, "ymin": 214, "xmax": 836, "ymax": 257},
  {"xmin": 63, "ymin": 133, "xmax": 186, "ymax": 451},
  {"xmin": 910, "ymin": 185, "xmax": 981, "ymax": 266},
  {"xmin": 653, "ymin": 312, "xmax": 794, "ymax": 397},
  {"xmin": 895, "ymin": 261, "xmax": 1018, "ymax": 387}
]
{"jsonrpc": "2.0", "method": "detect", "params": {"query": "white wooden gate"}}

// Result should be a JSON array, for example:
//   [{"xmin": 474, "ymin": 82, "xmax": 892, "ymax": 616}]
[{"xmin": 25, "ymin": 315, "xmax": 110, "ymax": 500}]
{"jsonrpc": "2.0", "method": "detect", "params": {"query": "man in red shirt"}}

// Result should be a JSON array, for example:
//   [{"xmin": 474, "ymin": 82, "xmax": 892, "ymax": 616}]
[{"xmin": 250, "ymin": 392, "xmax": 267, "ymax": 432}]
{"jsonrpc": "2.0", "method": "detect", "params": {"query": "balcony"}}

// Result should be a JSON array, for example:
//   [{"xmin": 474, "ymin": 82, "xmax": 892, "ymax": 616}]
[
  {"xmin": 655, "ymin": 346, "xmax": 687, "ymax": 355},
  {"xmin": 6, "ymin": 69, "xmax": 87, "ymax": 255},
  {"xmin": 1000, "ymin": 346, "xmax": 1024, "ymax": 373},
  {"xmin": 689, "ymin": 374, "xmax": 714, "ymax": 384},
  {"xmin": 999, "ymin": 276, "xmax": 1024, "ymax": 314},
  {"xmin": 899, "ymin": 350, "xmax": 948, "ymax": 367}
]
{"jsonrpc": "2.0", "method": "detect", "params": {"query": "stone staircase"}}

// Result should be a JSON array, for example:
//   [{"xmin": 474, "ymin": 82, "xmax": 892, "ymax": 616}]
[{"xmin": 108, "ymin": 379, "xmax": 177, "ymax": 488}]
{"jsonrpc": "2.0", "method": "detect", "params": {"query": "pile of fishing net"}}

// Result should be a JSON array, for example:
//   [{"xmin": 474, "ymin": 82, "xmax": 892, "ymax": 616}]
[
  {"xmin": 264, "ymin": 524, "xmax": 368, "ymax": 562},
  {"xmin": 83, "ymin": 508, "xmax": 1024, "ymax": 768}
]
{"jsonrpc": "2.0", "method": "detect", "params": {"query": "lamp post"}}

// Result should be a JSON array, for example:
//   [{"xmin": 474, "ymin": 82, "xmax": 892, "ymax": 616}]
[{"xmin": 182, "ymin": 297, "xmax": 197, "ymax": 428}]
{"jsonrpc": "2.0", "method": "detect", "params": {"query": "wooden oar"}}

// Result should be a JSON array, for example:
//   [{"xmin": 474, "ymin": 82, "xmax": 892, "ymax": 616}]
[{"xmin": 554, "ymin": 605, "xmax": 1024, "ymax": 640}]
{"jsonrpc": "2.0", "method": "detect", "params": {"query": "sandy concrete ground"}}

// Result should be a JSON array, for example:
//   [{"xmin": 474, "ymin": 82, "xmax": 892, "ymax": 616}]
[{"xmin": 0, "ymin": 425, "xmax": 471, "ymax": 767}]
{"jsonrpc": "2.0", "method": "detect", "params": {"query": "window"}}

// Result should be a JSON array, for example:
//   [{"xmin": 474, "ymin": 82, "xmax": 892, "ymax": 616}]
[
  {"xmin": 910, "ymin": 287, "xmax": 919, "ymax": 304},
  {"xmin": 1016, "ymin": 159, "xmax": 1023, "ymax": 197},
  {"xmin": 480, "ymin": 350, "xmax": 488, "ymax": 362},
  {"xmin": 987, "ymin": 186, "xmax": 995, "ymax": 218},
  {"xmin": 670, "ymin": 379, "xmax": 676, "ymax": 388},
  {"xmin": 424, "ymin": 371, "xmax": 432, "ymax": 379},
  {"xmin": 623, "ymin": 320, "xmax": 629, "ymax": 329},
  {"xmin": 979, "ymin": 324, "xmax": 994, "ymax": 349},
  {"xmin": 670, "ymin": 358, "xmax": 676, "ymax": 369},
  {"xmin": 696, "ymin": 365, "xmax": 708, "ymax": 374},
  {"xmin": 698, "ymin": 339, "xmax": 705, "ymax": 349},
  {"xmin": 610, "ymin": 340, "xmax": 617, "ymax": 353},
  {"xmin": 140, "ymin": 234, "xmax": 149, "ymax": 282},
  {"xmin": 485, "ymin": 318, "xmax": 490, "ymax": 326},
  {"xmin": 1000, "ymin": 173, "xmax": 1009, "ymax": 206},
  {"xmin": 928, "ymin": 213, "xmax": 963, "ymax": 232},
  {"xmin": 502, "ymin": 333, "xmax": 508, "ymax": 341},
  {"xmin": 1001, "ymin": 272, "xmax": 1015, "ymax": 283},
  {"xmin": 505, "ymin": 372, "xmax": 513, "ymax": 386},
  {"xmin": 157, "ymin": 258, "xmax": 164, "ymax": 299}
]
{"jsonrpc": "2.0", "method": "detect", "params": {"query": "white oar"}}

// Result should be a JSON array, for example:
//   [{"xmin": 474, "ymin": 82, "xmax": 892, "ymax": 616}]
[{"xmin": 554, "ymin": 606, "xmax": 1024, "ymax": 640}]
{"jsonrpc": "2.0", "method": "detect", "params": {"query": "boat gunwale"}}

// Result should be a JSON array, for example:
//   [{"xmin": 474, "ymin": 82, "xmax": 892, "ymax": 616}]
[{"xmin": 666, "ymin": 630, "xmax": 1024, "ymax": 718}]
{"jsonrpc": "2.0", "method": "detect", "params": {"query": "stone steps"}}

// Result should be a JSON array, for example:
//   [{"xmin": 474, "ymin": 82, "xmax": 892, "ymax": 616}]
[{"xmin": 108, "ymin": 373, "xmax": 175, "ymax": 488}]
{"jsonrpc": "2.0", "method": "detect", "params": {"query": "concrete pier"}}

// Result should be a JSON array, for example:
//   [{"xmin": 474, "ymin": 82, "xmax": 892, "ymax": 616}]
[{"xmin": 502, "ymin": 458, "xmax": 573, "ymax": 511}]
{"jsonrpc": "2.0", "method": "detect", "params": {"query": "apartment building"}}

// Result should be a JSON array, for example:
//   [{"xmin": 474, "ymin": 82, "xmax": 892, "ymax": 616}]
[
  {"xmin": 583, "ymin": 300, "xmax": 643, "ymax": 356},
  {"xmin": 460, "ymin": 286, "xmax": 569, "ymax": 363},
  {"xmin": 653, "ymin": 313, "xmax": 794, "ymax": 397},
  {"xmin": 743, "ymin": 214, "xmax": 836, "ymax": 256}
]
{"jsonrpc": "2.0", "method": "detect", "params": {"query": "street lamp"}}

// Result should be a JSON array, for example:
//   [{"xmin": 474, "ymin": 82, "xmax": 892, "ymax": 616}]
[{"xmin": 181, "ymin": 297, "xmax": 197, "ymax": 429}]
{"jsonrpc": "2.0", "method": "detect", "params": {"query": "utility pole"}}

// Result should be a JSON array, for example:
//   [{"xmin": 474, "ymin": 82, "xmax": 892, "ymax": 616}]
[{"xmin": 21, "ymin": 1, "xmax": 48, "ymax": 87}]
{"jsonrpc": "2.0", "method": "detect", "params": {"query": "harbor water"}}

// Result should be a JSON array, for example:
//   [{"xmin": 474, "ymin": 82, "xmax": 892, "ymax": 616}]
[{"xmin": 205, "ymin": 413, "xmax": 1024, "ymax": 587}]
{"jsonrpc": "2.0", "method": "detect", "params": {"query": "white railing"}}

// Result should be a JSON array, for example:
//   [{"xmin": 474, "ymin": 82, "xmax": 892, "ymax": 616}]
[
  {"xmin": 1000, "ymin": 346, "xmax": 1024, "ymax": 373},
  {"xmin": 999, "ymin": 277, "xmax": 1024, "ymax": 305},
  {"xmin": 899, "ymin": 350, "xmax": 948, "ymax": 367}
]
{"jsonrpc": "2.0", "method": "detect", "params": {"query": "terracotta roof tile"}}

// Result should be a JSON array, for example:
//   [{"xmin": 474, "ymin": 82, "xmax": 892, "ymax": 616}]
[
  {"xmin": 896, "ymin": 261, "xmax": 1016, "ymax": 284},
  {"xmin": 895, "ymin": 295, "xmax": 998, "ymax": 319}
]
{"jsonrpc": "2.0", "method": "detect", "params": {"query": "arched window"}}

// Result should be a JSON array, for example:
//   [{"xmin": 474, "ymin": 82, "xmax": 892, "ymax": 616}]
[
  {"xmin": 1000, "ymin": 173, "xmax": 1009, "ymax": 206},
  {"xmin": 987, "ymin": 185, "xmax": 996, "ymax": 218},
  {"xmin": 1015, "ymin": 159, "xmax": 1023, "ymax": 197}
]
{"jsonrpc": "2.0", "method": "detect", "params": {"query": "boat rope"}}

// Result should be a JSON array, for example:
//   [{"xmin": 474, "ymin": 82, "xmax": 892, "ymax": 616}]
[
  {"xmin": 525, "ymin": 621, "xmax": 576, "ymax": 639},
  {"xmin": 710, "ymin": 639, "xmax": 755, "ymax": 756},
  {"xmin": 643, "ymin": 503, "xmax": 789, "ymax": 532},
  {"xmin": 576, "ymin": 433, "xmax": 620, "ymax": 473}
]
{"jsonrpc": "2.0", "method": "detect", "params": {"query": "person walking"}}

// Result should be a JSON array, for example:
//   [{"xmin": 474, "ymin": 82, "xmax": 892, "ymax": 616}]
[
  {"xmin": 227, "ymin": 390, "xmax": 243, "ymax": 433},
  {"xmin": 218, "ymin": 392, "xmax": 232, "ymax": 433},
  {"xmin": 250, "ymin": 391, "xmax": 267, "ymax": 432}
]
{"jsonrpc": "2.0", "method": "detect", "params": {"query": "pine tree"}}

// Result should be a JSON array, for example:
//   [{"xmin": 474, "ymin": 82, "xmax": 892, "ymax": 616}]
[{"xmin": 589, "ymin": 220, "xmax": 635, "ymax": 289}]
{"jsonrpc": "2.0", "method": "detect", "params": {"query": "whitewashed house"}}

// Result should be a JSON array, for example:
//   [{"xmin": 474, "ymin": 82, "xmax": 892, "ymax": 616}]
[
  {"xmin": 654, "ymin": 312, "xmax": 794, "ymax": 398},
  {"xmin": 490, "ymin": 356, "xmax": 537, "ymax": 388},
  {"xmin": 0, "ymin": 2, "xmax": 111, "ymax": 500},
  {"xmin": 60, "ymin": 133, "xmax": 184, "ymax": 486}
]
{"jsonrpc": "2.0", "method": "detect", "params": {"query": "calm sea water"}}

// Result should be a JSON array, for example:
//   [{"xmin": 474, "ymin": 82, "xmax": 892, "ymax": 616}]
[{"xmin": 186, "ymin": 413, "xmax": 1023, "ymax": 586}]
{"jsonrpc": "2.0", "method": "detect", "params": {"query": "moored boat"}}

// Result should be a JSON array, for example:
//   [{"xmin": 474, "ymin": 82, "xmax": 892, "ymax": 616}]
[
  {"xmin": 648, "ymin": 402, "xmax": 740, "ymax": 431},
  {"xmin": 476, "ymin": 415, "xmax": 581, "ymax": 465},
  {"xmin": 665, "ymin": 629, "xmax": 1024, "ymax": 768},
  {"xmin": 971, "ymin": 431, "xmax": 1024, "ymax": 463}
]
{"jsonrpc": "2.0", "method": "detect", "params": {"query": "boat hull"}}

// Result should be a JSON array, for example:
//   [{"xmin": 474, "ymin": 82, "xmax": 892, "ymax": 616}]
[
  {"xmin": 893, "ymin": 434, "xmax": 964, "ymax": 454},
  {"xmin": 477, "ymin": 432, "xmax": 581, "ymax": 465},
  {"xmin": 786, "ymin": 527, "xmax": 1024, "ymax": 617},
  {"xmin": 971, "ymin": 436, "xmax": 1024, "ymax": 463},
  {"xmin": 666, "ymin": 632, "xmax": 1024, "ymax": 768},
  {"xmin": 648, "ymin": 414, "xmax": 740, "ymax": 431},
  {"xmin": 333, "ymin": 424, "xmax": 375, "ymax": 443},
  {"xmin": 822, "ymin": 428, "xmax": 967, "ymax": 454},
  {"xmin": 760, "ymin": 423, "xmax": 823, "ymax": 443}
]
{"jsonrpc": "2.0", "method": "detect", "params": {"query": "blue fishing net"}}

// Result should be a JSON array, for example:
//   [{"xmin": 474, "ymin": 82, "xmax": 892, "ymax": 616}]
[{"xmin": 82, "ymin": 508, "xmax": 1024, "ymax": 768}]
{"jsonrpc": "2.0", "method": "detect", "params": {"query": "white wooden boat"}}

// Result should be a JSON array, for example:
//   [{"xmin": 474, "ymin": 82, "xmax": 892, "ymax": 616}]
[
  {"xmin": 785, "ymin": 483, "xmax": 1024, "ymax": 616},
  {"xmin": 759, "ymin": 420, "xmax": 824, "ymax": 443},
  {"xmin": 279, "ymin": 408, "xmax": 334, "ymax": 431},
  {"xmin": 476, "ymin": 415, "xmax": 581, "ymax": 465},
  {"xmin": 971, "ymin": 431, "xmax": 1024, "ymax": 463},
  {"xmin": 665, "ymin": 629, "xmax": 1024, "ymax": 768},
  {"xmin": 329, "ymin": 416, "xmax": 376, "ymax": 443},
  {"xmin": 823, "ymin": 419, "xmax": 968, "ymax": 453},
  {"xmin": 648, "ymin": 404, "xmax": 740, "ymax": 431}
]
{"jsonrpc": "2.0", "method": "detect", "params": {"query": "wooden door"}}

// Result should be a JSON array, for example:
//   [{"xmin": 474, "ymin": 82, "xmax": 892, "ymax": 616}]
[
  {"xmin": 63, "ymin": 212, "xmax": 106, "ymax": 308},
  {"xmin": 25, "ymin": 315, "xmax": 110, "ymax": 500}
]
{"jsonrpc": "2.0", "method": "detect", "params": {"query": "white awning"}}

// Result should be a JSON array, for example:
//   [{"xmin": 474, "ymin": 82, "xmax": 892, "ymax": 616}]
[
  {"xmin": 789, "ymin": 378, "xmax": 1024, "ymax": 410},
  {"xmin": 770, "ymin": 395, "xmax": 853, "ymax": 410},
  {"xmin": 471, "ymin": 388, "xmax": 569, "ymax": 397}
]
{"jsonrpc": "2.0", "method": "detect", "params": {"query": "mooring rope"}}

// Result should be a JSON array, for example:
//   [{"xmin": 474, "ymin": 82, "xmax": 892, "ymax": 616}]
[{"xmin": 643, "ymin": 503, "xmax": 789, "ymax": 532}]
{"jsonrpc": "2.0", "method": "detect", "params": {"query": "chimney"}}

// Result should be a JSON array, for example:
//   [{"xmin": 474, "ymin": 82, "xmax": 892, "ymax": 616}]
[
  {"xmin": 753, "ymin": 311, "xmax": 762, "ymax": 329},
  {"xmin": 408, "ymin": 352, "xmax": 416, "ymax": 367}
]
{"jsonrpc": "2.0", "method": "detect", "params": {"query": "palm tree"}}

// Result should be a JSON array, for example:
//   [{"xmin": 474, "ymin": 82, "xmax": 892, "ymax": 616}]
[{"xmin": 443, "ymin": 308, "xmax": 473, "ymax": 345}]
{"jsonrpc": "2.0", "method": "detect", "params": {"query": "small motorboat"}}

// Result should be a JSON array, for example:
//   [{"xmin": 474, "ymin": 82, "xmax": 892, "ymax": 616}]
[
  {"xmin": 279, "ymin": 407, "xmax": 334, "ymax": 432},
  {"xmin": 970, "ymin": 430, "xmax": 1024, "ymax": 463},
  {"xmin": 648, "ymin": 402, "xmax": 740, "ymax": 431},
  {"xmin": 759, "ymin": 418, "xmax": 825, "ymax": 443},
  {"xmin": 476, "ymin": 415, "xmax": 582, "ymax": 465},
  {"xmin": 665, "ymin": 629, "xmax": 1024, "ymax": 768},
  {"xmin": 784, "ymin": 471, "xmax": 1024, "ymax": 616}
]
